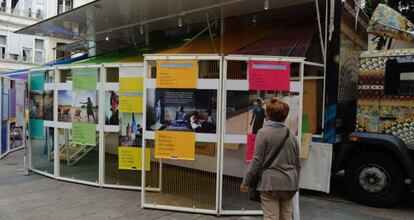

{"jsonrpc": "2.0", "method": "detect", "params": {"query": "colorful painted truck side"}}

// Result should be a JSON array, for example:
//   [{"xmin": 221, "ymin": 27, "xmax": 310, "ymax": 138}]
[{"xmin": 334, "ymin": 49, "xmax": 414, "ymax": 207}]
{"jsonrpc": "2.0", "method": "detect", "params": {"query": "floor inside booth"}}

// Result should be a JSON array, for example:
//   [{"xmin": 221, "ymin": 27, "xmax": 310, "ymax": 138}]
[
  {"xmin": 60, "ymin": 149, "xmax": 99, "ymax": 183},
  {"xmin": 31, "ymin": 139, "xmax": 54, "ymax": 175},
  {"xmin": 144, "ymin": 164, "xmax": 261, "ymax": 211}
]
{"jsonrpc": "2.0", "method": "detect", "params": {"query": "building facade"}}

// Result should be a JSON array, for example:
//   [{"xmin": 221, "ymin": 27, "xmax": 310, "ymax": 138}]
[{"xmin": 0, "ymin": 0, "xmax": 93, "ymax": 73}]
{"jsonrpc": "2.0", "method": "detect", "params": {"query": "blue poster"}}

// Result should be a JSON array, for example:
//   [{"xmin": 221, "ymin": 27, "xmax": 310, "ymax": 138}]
[
  {"xmin": 30, "ymin": 119, "xmax": 44, "ymax": 139},
  {"xmin": 1, "ymin": 125, "xmax": 7, "ymax": 155},
  {"xmin": 30, "ymin": 71, "xmax": 45, "ymax": 91}
]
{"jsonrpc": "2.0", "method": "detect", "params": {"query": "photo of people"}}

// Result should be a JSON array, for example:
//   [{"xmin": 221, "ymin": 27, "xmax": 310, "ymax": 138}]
[
  {"xmin": 104, "ymin": 91, "xmax": 119, "ymax": 125},
  {"xmin": 146, "ymin": 89, "xmax": 217, "ymax": 133},
  {"xmin": 29, "ymin": 91, "xmax": 43, "ymax": 119},
  {"xmin": 119, "ymin": 113, "xmax": 143, "ymax": 147},
  {"xmin": 226, "ymin": 90, "xmax": 300, "ymax": 136},
  {"xmin": 9, "ymin": 122, "xmax": 23, "ymax": 150},
  {"xmin": 58, "ymin": 91, "xmax": 99, "ymax": 124},
  {"xmin": 29, "ymin": 91, "xmax": 53, "ymax": 121},
  {"xmin": 43, "ymin": 91, "xmax": 54, "ymax": 121}
]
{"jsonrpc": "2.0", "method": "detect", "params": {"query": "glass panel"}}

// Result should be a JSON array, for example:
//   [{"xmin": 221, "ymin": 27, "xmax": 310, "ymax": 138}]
[
  {"xmin": 35, "ymin": 39, "xmax": 43, "ymax": 50},
  {"xmin": 34, "ymin": 51, "xmax": 43, "ymax": 63},
  {"xmin": 104, "ymin": 132, "xmax": 142, "ymax": 187},
  {"xmin": 31, "ymin": 126, "xmax": 54, "ymax": 174},
  {"xmin": 0, "ymin": 35, "xmax": 6, "ymax": 45},
  {"xmin": 45, "ymin": 70, "xmax": 55, "ymax": 83},
  {"xmin": 59, "ymin": 128, "xmax": 99, "ymax": 183},
  {"xmin": 106, "ymin": 68, "xmax": 119, "ymax": 82},
  {"xmin": 144, "ymin": 140, "xmax": 217, "ymax": 210},
  {"xmin": 222, "ymin": 144, "xmax": 260, "ymax": 210}
]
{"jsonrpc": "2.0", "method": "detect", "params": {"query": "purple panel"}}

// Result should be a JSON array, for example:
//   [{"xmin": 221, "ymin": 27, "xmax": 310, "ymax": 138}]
[{"xmin": 10, "ymin": 89, "xmax": 16, "ymax": 118}]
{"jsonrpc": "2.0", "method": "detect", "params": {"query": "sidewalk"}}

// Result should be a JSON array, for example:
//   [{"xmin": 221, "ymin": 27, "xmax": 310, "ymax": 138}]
[{"xmin": 0, "ymin": 150, "xmax": 409, "ymax": 220}]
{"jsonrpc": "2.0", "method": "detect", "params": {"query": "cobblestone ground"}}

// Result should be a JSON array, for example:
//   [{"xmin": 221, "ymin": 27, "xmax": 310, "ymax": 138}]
[{"xmin": 0, "ymin": 150, "xmax": 413, "ymax": 220}]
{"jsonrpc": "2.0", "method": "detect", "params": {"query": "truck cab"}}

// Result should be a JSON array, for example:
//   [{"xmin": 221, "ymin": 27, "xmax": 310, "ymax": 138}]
[{"xmin": 336, "ymin": 49, "xmax": 414, "ymax": 207}]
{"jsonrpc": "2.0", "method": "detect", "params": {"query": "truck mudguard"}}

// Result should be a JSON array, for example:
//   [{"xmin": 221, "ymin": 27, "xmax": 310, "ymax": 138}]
[{"xmin": 338, "ymin": 132, "xmax": 414, "ymax": 184}]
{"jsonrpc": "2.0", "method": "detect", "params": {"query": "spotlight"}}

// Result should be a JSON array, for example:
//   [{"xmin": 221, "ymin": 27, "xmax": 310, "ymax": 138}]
[
  {"xmin": 178, "ymin": 17, "xmax": 183, "ymax": 27},
  {"xmin": 264, "ymin": 0, "xmax": 270, "ymax": 10},
  {"xmin": 252, "ymin": 14, "xmax": 258, "ymax": 23},
  {"xmin": 140, "ymin": 25, "xmax": 144, "ymax": 35},
  {"xmin": 105, "ymin": 36, "xmax": 109, "ymax": 41}
]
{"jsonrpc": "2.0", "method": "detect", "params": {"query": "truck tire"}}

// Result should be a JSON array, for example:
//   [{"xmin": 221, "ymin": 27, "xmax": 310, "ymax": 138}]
[{"xmin": 345, "ymin": 153, "xmax": 404, "ymax": 207}]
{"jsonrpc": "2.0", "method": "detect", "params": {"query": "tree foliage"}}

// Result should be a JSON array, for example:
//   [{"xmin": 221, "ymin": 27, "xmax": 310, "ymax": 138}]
[{"xmin": 364, "ymin": 0, "xmax": 414, "ymax": 22}]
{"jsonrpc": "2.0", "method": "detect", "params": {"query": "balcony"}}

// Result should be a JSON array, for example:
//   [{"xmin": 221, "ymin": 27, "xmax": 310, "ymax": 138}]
[
  {"xmin": 0, "ymin": 52, "xmax": 44, "ymax": 65},
  {"xmin": 0, "ymin": 6, "xmax": 44, "ymax": 20}
]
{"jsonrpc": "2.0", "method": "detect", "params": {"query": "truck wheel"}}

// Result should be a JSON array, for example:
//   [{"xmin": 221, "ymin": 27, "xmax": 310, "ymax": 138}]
[{"xmin": 345, "ymin": 153, "xmax": 404, "ymax": 207}]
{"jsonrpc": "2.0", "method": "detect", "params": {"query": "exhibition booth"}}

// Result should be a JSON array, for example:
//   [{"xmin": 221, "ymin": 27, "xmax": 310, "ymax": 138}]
[{"xmin": 19, "ymin": 0, "xmax": 341, "ymax": 216}]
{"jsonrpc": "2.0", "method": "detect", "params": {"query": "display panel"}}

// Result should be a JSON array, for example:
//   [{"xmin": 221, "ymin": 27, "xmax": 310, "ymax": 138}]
[
  {"xmin": 59, "ymin": 128, "xmax": 99, "ymax": 182},
  {"xmin": 104, "ymin": 66, "xmax": 147, "ymax": 188},
  {"xmin": 221, "ymin": 57, "xmax": 303, "ymax": 213},
  {"xmin": 143, "ymin": 56, "xmax": 221, "ymax": 213}
]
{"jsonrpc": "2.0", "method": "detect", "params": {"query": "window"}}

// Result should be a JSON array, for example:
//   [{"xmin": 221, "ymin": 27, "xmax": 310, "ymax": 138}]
[
  {"xmin": 0, "ymin": 35, "xmax": 6, "ymax": 60},
  {"xmin": 58, "ymin": 0, "xmax": 72, "ymax": 14},
  {"xmin": 34, "ymin": 38, "xmax": 44, "ymax": 64},
  {"xmin": 24, "ymin": 0, "xmax": 32, "ymax": 17},
  {"xmin": 385, "ymin": 58, "xmax": 414, "ymax": 96},
  {"xmin": 56, "ymin": 42, "xmax": 70, "ymax": 60},
  {"xmin": 35, "ymin": 0, "xmax": 44, "ymax": 19},
  {"xmin": 22, "ymin": 47, "xmax": 32, "ymax": 62},
  {"xmin": 0, "ymin": 0, "xmax": 6, "ymax": 11}
]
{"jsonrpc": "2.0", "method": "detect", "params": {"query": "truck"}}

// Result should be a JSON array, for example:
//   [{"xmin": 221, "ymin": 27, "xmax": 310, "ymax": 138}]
[{"xmin": 331, "ymin": 3, "xmax": 414, "ymax": 207}]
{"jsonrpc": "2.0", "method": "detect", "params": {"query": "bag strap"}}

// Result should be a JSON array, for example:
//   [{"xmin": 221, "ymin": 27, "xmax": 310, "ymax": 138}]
[{"xmin": 262, "ymin": 127, "xmax": 290, "ymax": 171}]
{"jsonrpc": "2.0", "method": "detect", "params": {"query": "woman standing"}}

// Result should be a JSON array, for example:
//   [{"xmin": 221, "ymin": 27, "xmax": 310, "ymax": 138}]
[
  {"xmin": 241, "ymin": 98, "xmax": 300, "ymax": 220},
  {"xmin": 80, "ymin": 97, "xmax": 96, "ymax": 123}
]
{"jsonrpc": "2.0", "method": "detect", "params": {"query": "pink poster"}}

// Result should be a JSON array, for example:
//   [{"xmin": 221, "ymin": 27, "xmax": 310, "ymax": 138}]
[
  {"xmin": 249, "ymin": 61, "xmax": 290, "ymax": 91},
  {"xmin": 246, "ymin": 134, "xmax": 257, "ymax": 163}
]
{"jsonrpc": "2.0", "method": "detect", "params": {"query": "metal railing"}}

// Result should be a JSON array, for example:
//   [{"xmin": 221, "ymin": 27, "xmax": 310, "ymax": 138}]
[
  {"xmin": 0, "ymin": 53, "xmax": 44, "ymax": 64},
  {"xmin": 0, "ymin": 7, "xmax": 45, "ymax": 20}
]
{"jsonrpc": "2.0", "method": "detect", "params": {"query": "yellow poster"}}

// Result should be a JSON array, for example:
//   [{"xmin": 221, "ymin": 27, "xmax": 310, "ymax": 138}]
[
  {"xmin": 119, "ymin": 77, "xmax": 143, "ymax": 92},
  {"xmin": 119, "ymin": 94, "xmax": 143, "ymax": 113},
  {"xmin": 156, "ymin": 60, "xmax": 198, "ymax": 88},
  {"xmin": 155, "ymin": 131, "xmax": 195, "ymax": 160},
  {"xmin": 118, "ymin": 147, "xmax": 151, "ymax": 171}
]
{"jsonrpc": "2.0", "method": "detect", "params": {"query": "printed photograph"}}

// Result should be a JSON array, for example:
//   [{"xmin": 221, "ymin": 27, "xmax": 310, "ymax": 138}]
[
  {"xmin": 104, "ymin": 91, "xmax": 119, "ymax": 125},
  {"xmin": 119, "ymin": 113, "xmax": 143, "ymax": 147},
  {"xmin": 43, "ymin": 91, "xmax": 54, "ymax": 121},
  {"xmin": 29, "ymin": 91, "xmax": 43, "ymax": 119},
  {"xmin": 226, "ymin": 90, "xmax": 300, "ymax": 136},
  {"xmin": 58, "ymin": 90, "xmax": 99, "ymax": 124},
  {"xmin": 9, "ymin": 122, "xmax": 24, "ymax": 150},
  {"xmin": 146, "ymin": 89, "xmax": 217, "ymax": 134}
]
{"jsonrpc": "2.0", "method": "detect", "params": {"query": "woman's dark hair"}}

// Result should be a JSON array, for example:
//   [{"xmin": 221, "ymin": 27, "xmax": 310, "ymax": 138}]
[{"xmin": 265, "ymin": 98, "xmax": 289, "ymax": 122}]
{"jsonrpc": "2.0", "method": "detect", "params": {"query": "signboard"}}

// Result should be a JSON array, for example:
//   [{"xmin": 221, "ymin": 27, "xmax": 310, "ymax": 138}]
[
  {"xmin": 119, "ymin": 94, "xmax": 142, "ymax": 113},
  {"xmin": 156, "ymin": 60, "xmax": 198, "ymax": 89},
  {"xmin": 30, "ymin": 119, "xmax": 44, "ymax": 139},
  {"xmin": 30, "ymin": 71, "xmax": 44, "ymax": 91},
  {"xmin": 72, "ymin": 123, "xmax": 96, "ymax": 146},
  {"xmin": 118, "ymin": 147, "xmax": 150, "ymax": 170},
  {"xmin": 119, "ymin": 76, "xmax": 143, "ymax": 113},
  {"xmin": 249, "ymin": 61, "xmax": 290, "ymax": 91},
  {"xmin": 73, "ymin": 69, "xmax": 97, "ymax": 91},
  {"xmin": 155, "ymin": 131, "xmax": 195, "ymax": 160}
]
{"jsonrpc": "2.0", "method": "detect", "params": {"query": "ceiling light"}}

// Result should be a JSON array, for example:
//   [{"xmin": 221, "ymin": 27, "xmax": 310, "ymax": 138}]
[
  {"xmin": 105, "ymin": 36, "xmax": 109, "ymax": 41},
  {"xmin": 178, "ymin": 17, "xmax": 183, "ymax": 27},
  {"xmin": 140, "ymin": 25, "xmax": 144, "ymax": 35},
  {"xmin": 264, "ymin": 0, "xmax": 270, "ymax": 10},
  {"xmin": 252, "ymin": 14, "xmax": 258, "ymax": 23}
]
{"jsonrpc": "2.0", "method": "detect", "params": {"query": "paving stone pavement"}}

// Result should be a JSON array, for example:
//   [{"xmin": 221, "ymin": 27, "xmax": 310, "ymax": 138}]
[{"xmin": 0, "ymin": 150, "xmax": 413, "ymax": 220}]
